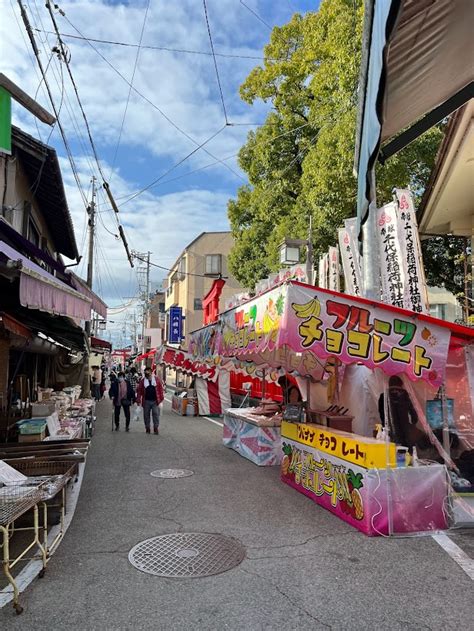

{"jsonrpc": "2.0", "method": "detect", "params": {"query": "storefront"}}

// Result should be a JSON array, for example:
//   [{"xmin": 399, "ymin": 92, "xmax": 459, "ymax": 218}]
[{"xmin": 189, "ymin": 280, "xmax": 474, "ymax": 535}]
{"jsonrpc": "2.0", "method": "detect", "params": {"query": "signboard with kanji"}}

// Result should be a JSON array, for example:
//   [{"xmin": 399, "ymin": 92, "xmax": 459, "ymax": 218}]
[{"xmin": 168, "ymin": 306, "xmax": 183, "ymax": 344}]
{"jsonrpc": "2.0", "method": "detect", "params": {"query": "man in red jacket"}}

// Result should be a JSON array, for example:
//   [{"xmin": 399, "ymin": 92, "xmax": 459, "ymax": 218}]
[{"xmin": 137, "ymin": 368, "xmax": 164, "ymax": 434}]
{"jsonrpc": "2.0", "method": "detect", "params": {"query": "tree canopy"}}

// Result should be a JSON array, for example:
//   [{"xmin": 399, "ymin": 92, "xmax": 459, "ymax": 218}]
[{"xmin": 228, "ymin": 0, "xmax": 443, "ymax": 291}]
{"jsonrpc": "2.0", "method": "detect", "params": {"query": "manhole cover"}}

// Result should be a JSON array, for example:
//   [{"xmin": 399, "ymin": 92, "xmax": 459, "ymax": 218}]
[
  {"xmin": 128, "ymin": 533, "xmax": 245, "ymax": 578},
  {"xmin": 150, "ymin": 468, "xmax": 194, "ymax": 478}
]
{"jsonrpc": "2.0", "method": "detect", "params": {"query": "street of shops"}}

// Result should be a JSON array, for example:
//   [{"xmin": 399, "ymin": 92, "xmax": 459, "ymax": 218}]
[{"xmin": 1, "ymin": 398, "xmax": 472, "ymax": 630}]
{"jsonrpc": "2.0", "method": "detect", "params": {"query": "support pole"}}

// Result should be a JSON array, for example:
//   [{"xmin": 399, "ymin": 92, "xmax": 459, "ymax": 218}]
[
  {"xmin": 306, "ymin": 216, "xmax": 314, "ymax": 285},
  {"xmin": 362, "ymin": 170, "xmax": 380, "ymax": 300},
  {"xmin": 83, "ymin": 177, "xmax": 96, "ymax": 397}
]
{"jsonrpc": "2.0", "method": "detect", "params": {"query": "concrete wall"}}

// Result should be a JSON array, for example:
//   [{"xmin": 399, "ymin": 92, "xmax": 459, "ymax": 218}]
[{"xmin": 428, "ymin": 286, "xmax": 463, "ymax": 322}]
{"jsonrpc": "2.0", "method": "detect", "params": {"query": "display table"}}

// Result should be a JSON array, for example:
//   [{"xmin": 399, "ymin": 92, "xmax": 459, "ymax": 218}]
[
  {"xmin": 281, "ymin": 421, "xmax": 449, "ymax": 536},
  {"xmin": 223, "ymin": 408, "xmax": 282, "ymax": 467}
]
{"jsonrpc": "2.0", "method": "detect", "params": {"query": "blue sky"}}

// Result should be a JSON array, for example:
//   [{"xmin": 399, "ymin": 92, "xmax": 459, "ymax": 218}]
[{"xmin": 3, "ymin": 0, "xmax": 316, "ymax": 344}]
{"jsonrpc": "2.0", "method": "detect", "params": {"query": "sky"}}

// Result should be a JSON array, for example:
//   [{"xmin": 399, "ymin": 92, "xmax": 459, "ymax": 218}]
[{"xmin": 2, "ymin": 0, "xmax": 315, "ymax": 346}]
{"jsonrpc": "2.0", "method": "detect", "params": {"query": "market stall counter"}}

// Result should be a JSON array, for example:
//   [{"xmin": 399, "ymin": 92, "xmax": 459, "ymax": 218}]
[
  {"xmin": 281, "ymin": 421, "xmax": 448, "ymax": 536},
  {"xmin": 223, "ymin": 405, "xmax": 282, "ymax": 466}
]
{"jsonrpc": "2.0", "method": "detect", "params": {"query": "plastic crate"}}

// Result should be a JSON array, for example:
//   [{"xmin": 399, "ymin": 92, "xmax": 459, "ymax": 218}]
[{"xmin": 16, "ymin": 419, "xmax": 48, "ymax": 435}]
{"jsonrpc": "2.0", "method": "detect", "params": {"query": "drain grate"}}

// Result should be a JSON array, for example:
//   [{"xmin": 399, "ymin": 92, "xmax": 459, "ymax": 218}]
[
  {"xmin": 150, "ymin": 468, "xmax": 194, "ymax": 478},
  {"xmin": 128, "ymin": 533, "xmax": 245, "ymax": 578}
]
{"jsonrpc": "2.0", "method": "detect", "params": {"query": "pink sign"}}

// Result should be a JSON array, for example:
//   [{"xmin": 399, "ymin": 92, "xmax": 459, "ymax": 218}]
[{"xmin": 283, "ymin": 284, "xmax": 450, "ymax": 386}]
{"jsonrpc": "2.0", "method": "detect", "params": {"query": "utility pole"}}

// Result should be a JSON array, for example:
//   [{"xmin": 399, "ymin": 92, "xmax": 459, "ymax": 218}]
[
  {"xmin": 141, "ymin": 251, "xmax": 151, "ymax": 355},
  {"xmin": 83, "ymin": 177, "xmax": 96, "ymax": 396}
]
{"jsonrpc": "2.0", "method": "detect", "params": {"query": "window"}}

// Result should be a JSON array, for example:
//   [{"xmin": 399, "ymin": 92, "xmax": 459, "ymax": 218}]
[
  {"xmin": 178, "ymin": 257, "xmax": 186, "ymax": 281},
  {"xmin": 429, "ymin": 304, "xmax": 446, "ymax": 320},
  {"xmin": 194, "ymin": 298, "xmax": 203, "ymax": 311},
  {"xmin": 28, "ymin": 218, "xmax": 40, "ymax": 248},
  {"xmin": 205, "ymin": 254, "xmax": 222, "ymax": 276}
]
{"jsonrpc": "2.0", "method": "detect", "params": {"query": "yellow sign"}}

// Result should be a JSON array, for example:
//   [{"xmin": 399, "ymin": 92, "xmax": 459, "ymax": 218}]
[{"xmin": 281, "ymin": 421, "xmax": 396, "ymax": 469}]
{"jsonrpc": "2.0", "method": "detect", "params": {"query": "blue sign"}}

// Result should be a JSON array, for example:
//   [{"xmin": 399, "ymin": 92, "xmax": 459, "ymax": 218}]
[{"xmin": 168, "ymin": 306, "xmax": 183, "ymax": 344}]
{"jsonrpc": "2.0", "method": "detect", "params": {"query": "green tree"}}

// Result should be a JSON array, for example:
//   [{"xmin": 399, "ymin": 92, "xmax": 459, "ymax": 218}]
[{"xmin": 228, "ymin": 0, "xmax": 443, "ymax": 290}]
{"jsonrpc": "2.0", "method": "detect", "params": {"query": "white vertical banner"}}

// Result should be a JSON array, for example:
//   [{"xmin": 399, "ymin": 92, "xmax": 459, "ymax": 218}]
[
  {"xmin": 394, "ymin": 188, "xmax": 429, "ymax": 313},
  {"xmin": 328, "ymin": 246, "xmax": 340, "ymax": 292},
  {"xmin": 338, "ymin": 222, "xmax": 362, "ymax": 296},
  {"xmin": 318, "ymin": 254, "xmax": 328, "ymax": 289},
  {"xmin": 376, "ymin": 202, "xmax": 405, "ymax": 308}
]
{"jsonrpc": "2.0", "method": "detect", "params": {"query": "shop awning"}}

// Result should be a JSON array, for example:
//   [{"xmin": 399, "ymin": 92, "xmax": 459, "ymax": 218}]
[
  {"xmin": 69, "ymin": 273, "xmax": 107, "ymax": 319},
  {"xmin": 0, "ymin": 240, "xmax": 91, "ymax": 321},
  {"xmin": 91, "ymin": 336, "xmax": 112, "ymax": 351},
  {"xmin": 0, "ymin": 311, "xmax": 31, "ymax": 339},
  {"xmin": 190, "ymin": 281, "xmax": 474, "ymax": 388},
  {"xmin": 135, "ymin": 348, "xmax": 156, "ymax": 362},
  {"xmin": 354, "ymin": 0, "xmax": 474, "ymax": 236}
]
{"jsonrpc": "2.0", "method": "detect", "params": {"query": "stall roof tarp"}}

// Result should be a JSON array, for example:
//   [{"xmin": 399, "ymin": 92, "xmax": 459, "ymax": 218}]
[
  {"xmin": 190, "ymin": 281, "xmax": 474, "ymax": 388},
  {"xmin": 91, "ymin": 336, "xmax": 111, "ymax": 351},
  {"xmin": 69, "ymin": 273, "xmax": 107, "ymax": 319},
  {"xmin": 355, "ymin": 0, "xmax": 474, "ymax": 235},
  {"xmin": 0, "ymin": 240, "xmax": 91, "ymax": 321}
]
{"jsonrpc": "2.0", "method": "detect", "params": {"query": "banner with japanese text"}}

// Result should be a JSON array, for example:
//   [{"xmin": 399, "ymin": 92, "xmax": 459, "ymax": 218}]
[
  {"xmin": 394, "ymin": 189, "xmax": 429, "ymax": 313},
  {"xmin": 338, "ymin": 221, "xmax": 362, "ymax": 296},
  {"xmin": 318, "ymin": 254, "xmax": 328, "ymax": 289},
  {"xmin": 328, "ymin": 246, "xmax": 340, "ymax": 292},
  {"xmin": 376, "ymin": 202, "xmax": 405, "ymax": 309}
]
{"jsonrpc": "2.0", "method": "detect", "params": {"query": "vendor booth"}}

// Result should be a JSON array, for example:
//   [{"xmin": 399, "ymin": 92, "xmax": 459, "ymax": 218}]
[
  {"xmin": 156, "ymin": 346, "xmax": 231, "ymax": 416},
  {"xmin": 189, "ymin": 280, "xmax": 474, "ymax": 535}
]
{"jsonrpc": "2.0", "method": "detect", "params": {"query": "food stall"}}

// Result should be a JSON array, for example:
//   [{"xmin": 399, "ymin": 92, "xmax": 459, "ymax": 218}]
[
  {"xmin": 189, "ymin": 280, "xmax": 474, "ymax": 535},
  {"xmin": 156, "ymin": 346, "xmax": 231, "ymax": 416}
]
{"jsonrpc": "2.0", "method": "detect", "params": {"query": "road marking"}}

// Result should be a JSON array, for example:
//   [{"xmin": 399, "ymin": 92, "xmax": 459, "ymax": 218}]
[
  {"xmin": 432, "ymin": 533, "xmax": 474, "ymax": 580},
  {"xmin": 202, "ymin": 416, "xmax": 224, "ymax": 427},
  {"xmin": 163, "ymin": 397, "xmax": 223, "ymax": 427}
]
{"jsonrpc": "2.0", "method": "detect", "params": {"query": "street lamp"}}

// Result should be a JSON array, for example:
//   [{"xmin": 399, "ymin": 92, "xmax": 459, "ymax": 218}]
[{"xmin": 278, "ymin": 217, "xmax": 314, "ymax": 284}]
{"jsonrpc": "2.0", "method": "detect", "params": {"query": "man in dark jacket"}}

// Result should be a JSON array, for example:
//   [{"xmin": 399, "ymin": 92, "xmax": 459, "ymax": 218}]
[
  {"xmin": 137, "ymin": 368, "xmax": 164, "ymax": 434},
  {"xmin": 378, "ymin": 375, "xmax": 418, "ymax": 448},
  {"xmin": 109, "ymin": 372, "xmax": 135, "ymax": 431}
]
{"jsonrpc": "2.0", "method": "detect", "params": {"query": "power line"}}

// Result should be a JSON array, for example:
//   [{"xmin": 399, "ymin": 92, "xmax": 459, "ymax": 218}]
[
  {"xmin": 239, "ymin": 0, "xmax": 272, "ymax": 30},
  {"xmin": 133, "ymin": 254, "xmax": 228, "ymax": 280},
  {"xmin": 202, "ymin": 0, "xmax": 228, "ymax": 125},
  {"xmin": 46, "ymin": 1, "xmax": 134, "ymax": 268},
  {"xmin": 33, "ymin": 28, "xmax": 274, "ymax": 61},
  {"xmin": 118, "ymin": 125, "xmax": 227, "ymax": 207},
  {"xmin": 109, "ymin": 0, "xmax": 150, "ymax": 180},
  {"xmin": 58, "ymin": 11, "xmax": 245, "ymax": 183},
  {"xmin": 16, "ymin": 0, "xmax": 89, "ymax": 212}
]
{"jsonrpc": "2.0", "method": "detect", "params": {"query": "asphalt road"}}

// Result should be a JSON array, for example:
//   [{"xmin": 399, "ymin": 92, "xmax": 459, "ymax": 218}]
[{"xmin": 1, "ymin": 399, "xmax": 473, "ymax": 630}]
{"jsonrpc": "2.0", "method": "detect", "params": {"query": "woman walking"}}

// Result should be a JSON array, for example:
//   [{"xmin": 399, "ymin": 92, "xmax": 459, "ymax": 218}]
[
  {"xmin": 137, "ymin": 368, "xmax": 164, "ymax": 434},
  {"xmin": 109, "ymin": 372, "xmax": 136, "ymax": 431}
]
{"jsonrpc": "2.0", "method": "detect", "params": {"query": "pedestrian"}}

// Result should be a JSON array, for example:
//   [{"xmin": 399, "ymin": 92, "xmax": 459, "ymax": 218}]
[
  {"xmin": 128, "ymin": 366, "xmax": 140, "ymax": 394},
  {"xmin": 109, "ymin": 371, "xmax": 136, "ymax": 432},
  {"xmin": 137, "ymin": 368, "xmax": 164, "ymax": 434},
  {"xmin": 91, "ymin": 365, "xmax": 102, "ymax": 401}
]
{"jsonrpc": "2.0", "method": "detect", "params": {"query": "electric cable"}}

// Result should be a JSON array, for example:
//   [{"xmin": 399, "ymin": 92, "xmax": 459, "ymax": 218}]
[
  {"xmin": 16, "ymin": 0, "xmax": 89, "ymax": 210},
  {"xmin": 57, "ymin": 10, "xmax": 245, "ymax": 183},
  {"xmin": 109, "ymin": 0, "xmax": 150, "ymax": 180},
  {"xmin": 239, "ymin": 0, "xmax": 272, "ymax": 30},
  {"xmin": 202, "ymin": 0, "xmax": 228, "ymax": 125},
  {"xmin": 33, "ymin": 29, "xmax": 273, "ymax": 61}
]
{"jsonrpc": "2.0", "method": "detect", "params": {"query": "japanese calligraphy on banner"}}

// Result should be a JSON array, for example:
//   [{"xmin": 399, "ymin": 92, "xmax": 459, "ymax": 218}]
[
  {"xmin": 157, "ymin": 346, "xmax": 219, "ymax": 381},
  {"xmin": 285, "ymin": 284, "xmax": 450, "ymax": 386},
  {"xmin": 394, "ymin": 189, "xmax": 429, "ymax": 313},
  {"xmin": 318, "ymin": 253, "xmax": 328, "ymax": 289},
  {"xmin": 376, "ymin": 202, "xmax": 405, "ymax": 309},
  {"xmin": 168, "ymin": 306, "xmax": 183, "ymax": 344},
  {"xmin": 328, "ymin": 246, "xmax": 340, "ymax": 292},
  {"xmin": 338, "ymin": 222, "xmax": 362, "ymax": 296}
]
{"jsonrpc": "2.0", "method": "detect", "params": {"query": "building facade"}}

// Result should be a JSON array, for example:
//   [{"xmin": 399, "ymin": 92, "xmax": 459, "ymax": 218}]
[{"xmin": 164, "ymin": 232, "xmax": 243, "ymax": 349}]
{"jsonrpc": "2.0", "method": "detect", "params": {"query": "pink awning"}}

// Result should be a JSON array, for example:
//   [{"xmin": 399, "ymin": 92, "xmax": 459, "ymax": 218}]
[{"xmin": 0, "ymin": 240, "xmax": 91, "ymax": 321}]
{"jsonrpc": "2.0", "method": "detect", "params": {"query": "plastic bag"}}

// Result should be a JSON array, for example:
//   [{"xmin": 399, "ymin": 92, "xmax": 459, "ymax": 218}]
[{"xmin": 133, "ymin": 405, "xmax": 143, "ymax": 422}]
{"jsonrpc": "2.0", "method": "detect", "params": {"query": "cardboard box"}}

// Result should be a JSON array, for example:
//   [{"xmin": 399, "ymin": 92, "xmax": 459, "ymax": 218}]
[{"xmin": 18, "ymin": 428, "xmax": 46, "ymax": 442}]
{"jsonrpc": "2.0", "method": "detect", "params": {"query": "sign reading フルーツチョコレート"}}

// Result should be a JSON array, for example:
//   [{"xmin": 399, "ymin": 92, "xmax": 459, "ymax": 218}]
[
  {"xmin": 281, "ymin": 421, "xmax": 396, "ymax": 469},
  {"xmin": 189, "ymin": 282, "xmax": 452, "ymax": 387}
]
